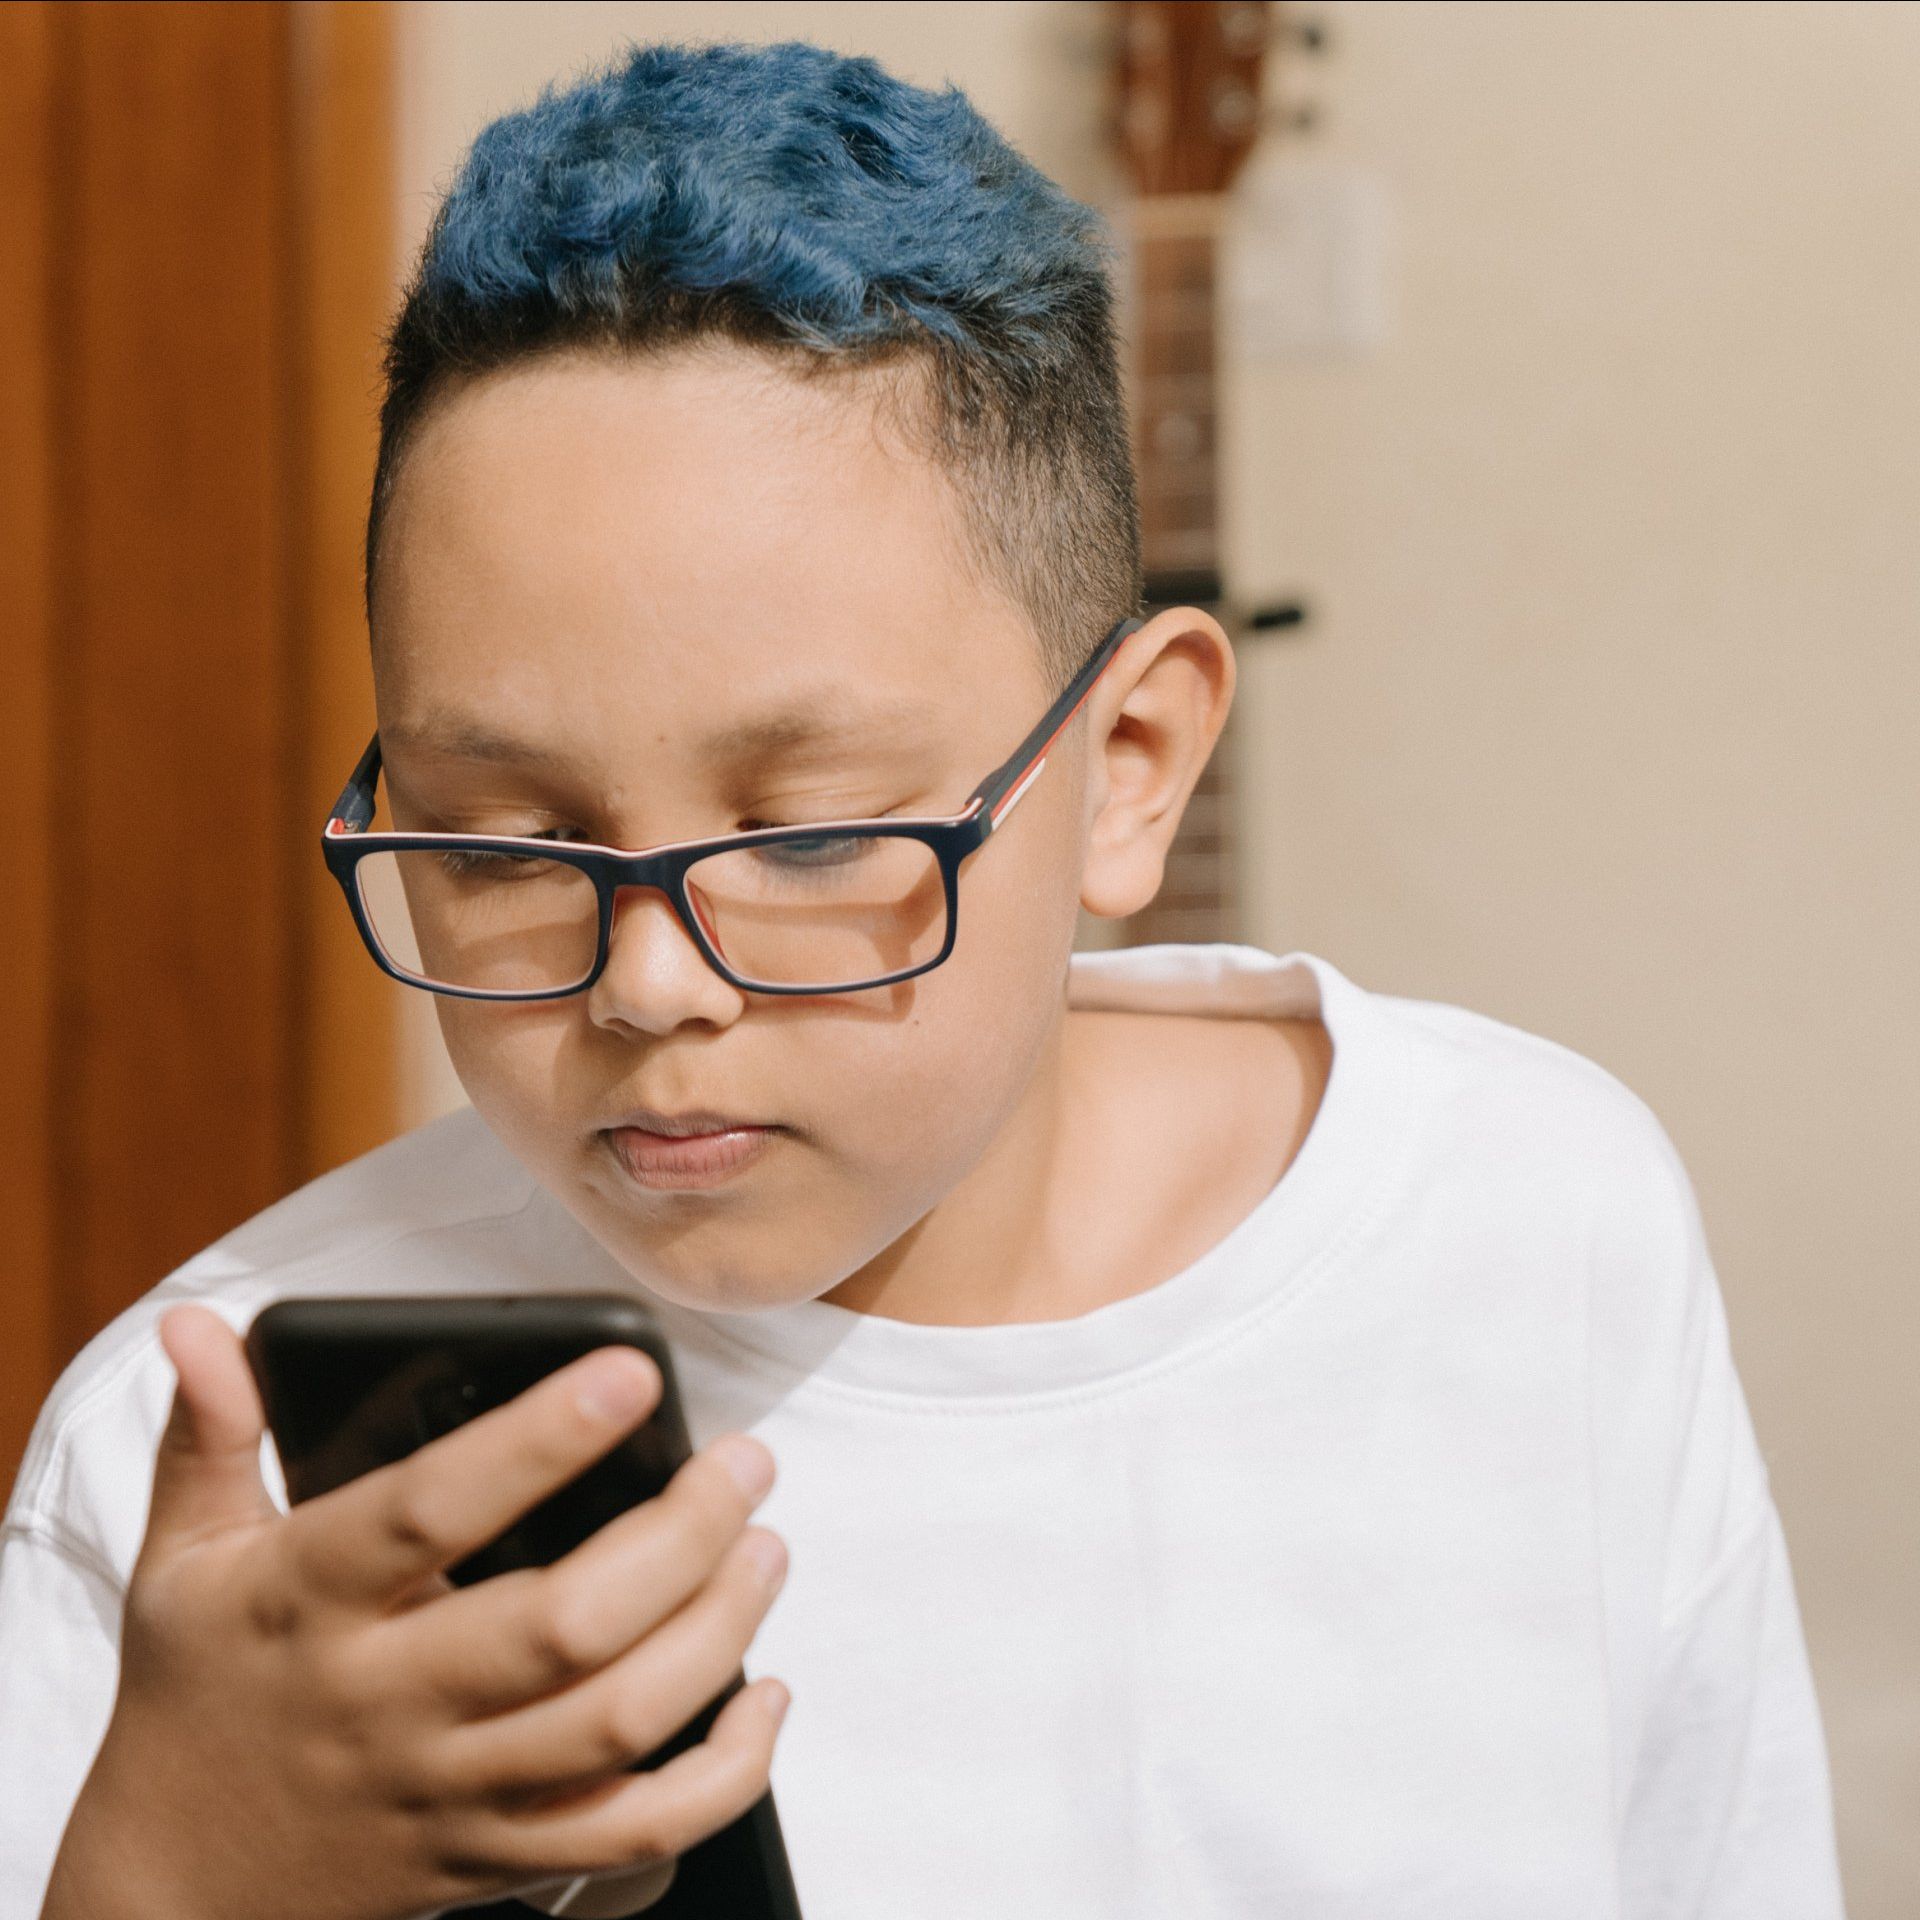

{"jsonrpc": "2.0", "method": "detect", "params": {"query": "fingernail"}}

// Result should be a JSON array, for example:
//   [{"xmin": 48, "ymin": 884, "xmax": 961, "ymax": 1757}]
[
  {"xmin": 762, "ymin": 1679, "xmax": 791, "ymax": 1727},
  {"xmin": 573, "ymin": 1351, "xmax": 653, "ymax": 1423},
  {"xmin": 742, "ymin": 1529, "xmax": 788, "ymax": 1587},
  {"xmin": 714, "ymin": 1433, "xmax": 775, "ymax": 1502}
]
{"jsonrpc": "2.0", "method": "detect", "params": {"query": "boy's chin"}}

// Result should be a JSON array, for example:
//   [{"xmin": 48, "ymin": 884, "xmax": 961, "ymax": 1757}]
[
  {"xmin": 522, "ymin": 1120, "xmax": 918, "ymax": 1317},
  {"xmin": 567, "ymin": 1188, "xmax": 844, "ymax": 1317},
  {"xmin": 619, "ymin": 1255, "xmax": 829, "ymax": 1317}
]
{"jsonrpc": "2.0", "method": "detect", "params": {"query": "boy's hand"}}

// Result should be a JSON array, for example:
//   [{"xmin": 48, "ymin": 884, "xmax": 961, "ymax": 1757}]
[{"xmin": 41, "ymin": 1303, "xmax": 790, "ymax": 1920}]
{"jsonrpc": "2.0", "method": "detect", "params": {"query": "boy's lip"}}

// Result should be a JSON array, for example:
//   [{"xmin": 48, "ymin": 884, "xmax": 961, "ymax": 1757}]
[
  {"xmin": 602, "ymin": 1113, "xmax": 780, "ymax": 1190},
  {"xmin": 606, "ymin": 1105, "xmax": 772, "ymax": 1138}
]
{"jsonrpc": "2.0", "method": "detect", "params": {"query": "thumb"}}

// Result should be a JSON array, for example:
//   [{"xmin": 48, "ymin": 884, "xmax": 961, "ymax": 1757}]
[{"xmin": 145, "ymin": 1303, "xmax": 278, "ymax": 1547}]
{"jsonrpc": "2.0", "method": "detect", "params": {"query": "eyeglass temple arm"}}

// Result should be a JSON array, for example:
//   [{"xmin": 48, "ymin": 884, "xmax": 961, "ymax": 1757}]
[
  {"xmin": 327, "ymin": 734, "xmax": 384, "ymax": 834},
  {"xmin": 966, "ymin": 616, "xmax": 1143, "ymax": 829}
]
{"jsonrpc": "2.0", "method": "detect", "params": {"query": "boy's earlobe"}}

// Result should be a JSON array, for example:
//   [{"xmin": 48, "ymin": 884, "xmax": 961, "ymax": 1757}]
[{"xmin": 1075, "ymin": 607, "xmax": 1235, "ymax": 922}]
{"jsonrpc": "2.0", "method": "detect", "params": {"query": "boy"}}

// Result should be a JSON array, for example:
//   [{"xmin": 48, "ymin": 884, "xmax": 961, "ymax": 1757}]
[{"xmin": 0, "ymin": 39, "xmax": 1843, "ymax": 1920}]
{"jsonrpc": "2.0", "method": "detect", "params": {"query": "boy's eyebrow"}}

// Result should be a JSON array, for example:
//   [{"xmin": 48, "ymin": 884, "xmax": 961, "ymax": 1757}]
[
  {"xmin": 380, "ymin": 719, "xmax": 559, "ymax": 766},
  {"xmin": 385, "ymin": 693, "xmax": 944, "ymax": 770},
  {"xmin": 697, "ymin": 692, "xmax": 942, "ymax": 762}
]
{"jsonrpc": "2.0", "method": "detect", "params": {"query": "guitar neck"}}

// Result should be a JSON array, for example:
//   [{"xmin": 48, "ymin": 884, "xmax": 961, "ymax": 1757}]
[{"xmin": 1123, "ymin": 201, "xmax": 1240, "ymax": 947}]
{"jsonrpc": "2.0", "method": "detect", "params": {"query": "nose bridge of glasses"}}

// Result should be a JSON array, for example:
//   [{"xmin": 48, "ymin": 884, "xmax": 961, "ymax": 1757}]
[{"xmin": 607, "ymin": 872, "xmax": 718, "ymax": 951}]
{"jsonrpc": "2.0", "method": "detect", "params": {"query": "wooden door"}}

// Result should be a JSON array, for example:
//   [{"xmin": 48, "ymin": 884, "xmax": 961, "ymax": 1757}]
[{"xmin": 0, "ymin": 0, "xmax": 399, "ymax": 1493}]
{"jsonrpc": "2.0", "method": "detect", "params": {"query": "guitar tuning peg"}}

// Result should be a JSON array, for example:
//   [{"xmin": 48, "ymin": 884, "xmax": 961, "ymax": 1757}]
[
  {"xmin": 1228, "ymin": 6, "xmax": 1332, "ymax": 56},
  {"xmin": 1210, "ymin": 79, "xmax": 1261, "ymax": 139},
  {"xmin": 1219, "ymin": 3, "xmax": 1273, "ymax": 55}
]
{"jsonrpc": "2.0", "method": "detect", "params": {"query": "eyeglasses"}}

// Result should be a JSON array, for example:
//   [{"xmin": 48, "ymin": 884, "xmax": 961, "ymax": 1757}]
[{"xmin": 322, "ymin": 616, "xmax": 1143, "ymax": 1000}]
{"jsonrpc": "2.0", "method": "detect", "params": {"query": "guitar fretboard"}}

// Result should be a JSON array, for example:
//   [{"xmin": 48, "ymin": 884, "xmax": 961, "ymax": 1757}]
[{"xmin": 1124, "ymin": 204, "xmax": 1239, "ymax": 946}]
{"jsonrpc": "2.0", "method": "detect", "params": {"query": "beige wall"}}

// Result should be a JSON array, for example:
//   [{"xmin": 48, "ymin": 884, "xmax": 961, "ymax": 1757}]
[
  {"xmin": 1227, "ymin": 7, "xmax": 1920, "ymax": 1905},
  {"xmin": 392, "ymin": 4, "xmax": 1919, "ymax": 1908}
]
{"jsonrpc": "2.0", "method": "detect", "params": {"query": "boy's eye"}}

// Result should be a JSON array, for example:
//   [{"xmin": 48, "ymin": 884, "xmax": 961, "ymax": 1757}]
[
  {"xmin": 435, "ymin": 835, "xmax": 573, "ymax": 881},
  {"xmin": 749, "ymin": 832, "xmax": 874, "ymax": 871},
  {"xmin": 432, "ymin": 827, "xmax": 583, "ymax": 876}
]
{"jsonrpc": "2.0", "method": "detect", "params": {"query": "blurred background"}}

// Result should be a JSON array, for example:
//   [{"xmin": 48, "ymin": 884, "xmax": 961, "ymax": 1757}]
[{"xmin": 2, "ymin": 2, "xmax": 1914, "ymax": 1908}]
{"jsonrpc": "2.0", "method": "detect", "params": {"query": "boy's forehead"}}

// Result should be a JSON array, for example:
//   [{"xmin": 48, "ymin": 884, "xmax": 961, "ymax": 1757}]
[
  {"xmin": 373, "ymin": 349, "xmax": 1048, "ymax": 746},
  {"xmin": 385, "ymin": 348, "xmax": 963, "ymax": 595}
]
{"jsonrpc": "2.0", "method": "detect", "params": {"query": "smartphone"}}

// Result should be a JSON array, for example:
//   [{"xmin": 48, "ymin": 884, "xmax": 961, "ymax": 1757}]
[{"xmin": 245, "ymin": 1292, "xmax": 804, "ymax": 1920}]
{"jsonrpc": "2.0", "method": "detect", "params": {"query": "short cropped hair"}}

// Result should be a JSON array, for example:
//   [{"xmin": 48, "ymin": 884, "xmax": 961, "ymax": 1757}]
[{"xmin": 367, "ymin": 40, "xmax": 1142, "ymax": 692}]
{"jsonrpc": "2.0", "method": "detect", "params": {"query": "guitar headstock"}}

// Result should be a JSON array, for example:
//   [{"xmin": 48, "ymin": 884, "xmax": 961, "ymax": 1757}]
[{"xmin": 1109, "ymin": 1, "xmax": 1273, "ymax": 199}]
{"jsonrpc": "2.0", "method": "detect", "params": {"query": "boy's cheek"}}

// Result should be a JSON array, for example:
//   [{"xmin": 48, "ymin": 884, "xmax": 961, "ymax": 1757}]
[{"xmin": 431, "ymin": 1000, "xmax": 570, "ymax": 1127}]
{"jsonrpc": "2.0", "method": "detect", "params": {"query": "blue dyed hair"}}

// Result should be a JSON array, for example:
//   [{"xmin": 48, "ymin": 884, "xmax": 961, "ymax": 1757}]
[{"xmin": 367, "ymin": 40, "xmax": 1142, "ymax": 688}]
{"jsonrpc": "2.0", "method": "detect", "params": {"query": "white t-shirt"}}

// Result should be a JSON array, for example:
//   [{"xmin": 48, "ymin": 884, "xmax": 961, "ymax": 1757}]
[{"xmin": 0, "ymin": 944, "xmax": 1844, "ymax": 1920}]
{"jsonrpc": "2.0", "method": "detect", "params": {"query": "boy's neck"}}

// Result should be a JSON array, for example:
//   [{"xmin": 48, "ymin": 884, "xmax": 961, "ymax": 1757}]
[{"xmin": 817, "ymin": 1004, "xmax": 1330, "ymax": 1327}]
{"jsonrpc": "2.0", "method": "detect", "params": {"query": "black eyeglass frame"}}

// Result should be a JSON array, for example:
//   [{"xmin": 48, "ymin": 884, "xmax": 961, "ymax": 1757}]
[{"xmin": 322, "ymin": 615, "xmax": 1145, "ymax": 1001}]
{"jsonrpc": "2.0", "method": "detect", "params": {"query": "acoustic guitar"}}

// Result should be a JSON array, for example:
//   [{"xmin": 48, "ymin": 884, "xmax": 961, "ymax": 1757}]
[{"xmin": 1108, "ymin": 0, "xmax": 1317, "ymax": 946}]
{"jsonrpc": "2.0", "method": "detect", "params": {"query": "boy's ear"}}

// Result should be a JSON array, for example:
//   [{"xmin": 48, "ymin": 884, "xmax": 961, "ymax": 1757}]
[{"xmin": 1076, "ymin": 605, "xmax": 1236, "ymax": 922}]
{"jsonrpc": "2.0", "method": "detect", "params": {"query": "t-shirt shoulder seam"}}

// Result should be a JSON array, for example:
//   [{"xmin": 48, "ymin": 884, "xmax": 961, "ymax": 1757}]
[
  {"xmin": 174, "ymin": 1174, "xmax": 549, "ymax": 1301},
  {"xmin": 1375, "ymin": 988, "xmax": 1682, "ymax": 1179},
  {"xmin": 1379, "ymin": 988, "xmax": 1652, "ymax": 1101},
  {"xmin": 0, "ymin": 1513, "xmax": 127, "ymax": 1596}
]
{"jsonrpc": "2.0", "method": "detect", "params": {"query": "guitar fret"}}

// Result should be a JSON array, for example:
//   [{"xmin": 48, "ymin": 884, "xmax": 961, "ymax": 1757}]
[
  {"xmin": 1140, "ymin": 408, "xmax": 1217, "ymax": 456},
  {"xmin": 1139, "ymin": 293, "xmax": 1217, "ymax": 332},
  {"xmin": 1125, "ymin": 194, "xmax": 1229, "ymax": 241},
  {"xmin": 1141, "ymin": 490, "xmax": 1217, "ymax": 520},
  {"xmin": 1135, "ymin": 337, "xmax": 1216, "ymax": 380},
  {"xmin": 1140, "ymin": 485, "xmax": 1217, "ymax": 519},
  {"xmin": 1133, "ymin": 373, "xmax": 1218, "ymax": 409},
  {"xmin": 1138, "ymin": 529, "xmax": 1220, "ymax": 568},
  {"xmin": 1160, "ymin": 802, "xmax": 1225, "ymax": 839}
]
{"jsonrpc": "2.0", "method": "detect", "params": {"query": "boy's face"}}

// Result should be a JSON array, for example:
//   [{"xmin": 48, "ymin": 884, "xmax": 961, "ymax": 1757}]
[{"xmin": 370, "ymin": 347, "xmax": 1117, "ymax": 1314}]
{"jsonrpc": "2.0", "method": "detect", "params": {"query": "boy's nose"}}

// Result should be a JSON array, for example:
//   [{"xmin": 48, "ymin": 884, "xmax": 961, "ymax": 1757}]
[{"xmin": 586, "ymin": 883, "xmax": 742, "ymax": 1033}]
